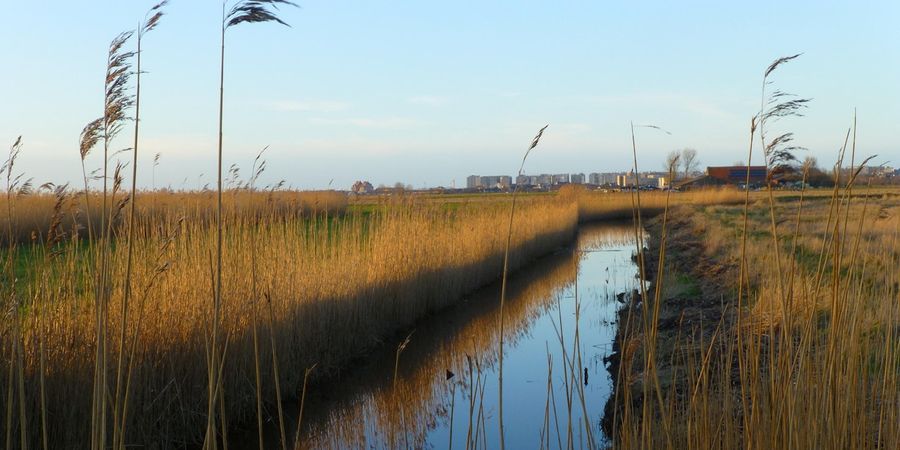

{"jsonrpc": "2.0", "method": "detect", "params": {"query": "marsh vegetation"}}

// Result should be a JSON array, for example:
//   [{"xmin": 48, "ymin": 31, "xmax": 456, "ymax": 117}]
[{"xmin": 1, "ymin": 2, "xmax": 898, "ymax": 449}]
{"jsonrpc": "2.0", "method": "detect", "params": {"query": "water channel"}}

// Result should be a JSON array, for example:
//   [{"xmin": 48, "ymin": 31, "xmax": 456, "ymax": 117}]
[{"xmin": 260, "ymin": 222, "xmax": 642, "ymax": 449}]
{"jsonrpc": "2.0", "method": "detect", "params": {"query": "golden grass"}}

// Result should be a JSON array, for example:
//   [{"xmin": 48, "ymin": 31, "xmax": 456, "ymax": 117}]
[
  {"xmin": 1, "ymin": 193, "xmax": 575, "ymax": 447},
  {"xmin": 0, "ymin": 190, "xmax": 348, "ymax": 245},
  {"xmin": 569, "ymin": 185, "xmax": 747, "ymax": 222},
  {"xmin": 611, "ymin": 185, "xmax": 900, "ymax": 449}
]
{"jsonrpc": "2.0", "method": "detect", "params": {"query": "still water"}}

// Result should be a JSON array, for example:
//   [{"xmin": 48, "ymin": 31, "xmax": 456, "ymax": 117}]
[{"xmin": 276, "ymin": 223, "xmax": 641, "ymax": 449}]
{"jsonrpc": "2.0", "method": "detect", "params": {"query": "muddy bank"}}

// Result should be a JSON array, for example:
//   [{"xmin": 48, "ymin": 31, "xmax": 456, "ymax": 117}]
[{"xmin": 601, "ymin": 206, "xmax": 740, "ymax": 439}]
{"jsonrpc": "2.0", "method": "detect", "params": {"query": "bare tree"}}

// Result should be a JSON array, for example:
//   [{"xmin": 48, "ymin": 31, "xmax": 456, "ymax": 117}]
[
  {"xmin": 802, "ymin": 155, "xmax": 818, "ymax": 171},
  {"xmin": 664, "ymin": 150, "xmax": 680, "ymax": 178},
  {"xmin": 680, "ymin": 148, "xmax": 699, "ymax": 179}
]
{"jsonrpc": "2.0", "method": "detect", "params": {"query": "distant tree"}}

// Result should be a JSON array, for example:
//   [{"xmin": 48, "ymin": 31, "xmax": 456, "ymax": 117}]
[
  {"xmin": 351, "ymin": 180, "xmax": 373, "ymax": 194},
  {"xmin": 802, "ymin": 155, "xmax": 817, "ymax": 170},
  {"xmin": 680, "ymin": 148, "xmax": 700, "ymax": 179},
  {"xmin": 802, "ymin": 155, "xmax": 833, "ymax": 187},
  {"xmin": 664, "ymin": 150, "xmax": 680, "ymax": 178}
]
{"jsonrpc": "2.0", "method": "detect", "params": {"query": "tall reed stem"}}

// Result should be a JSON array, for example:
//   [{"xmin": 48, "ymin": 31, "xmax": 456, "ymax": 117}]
[{"xmin": 497, "ymin": 125, "xmax": 547, "ymax": 450}]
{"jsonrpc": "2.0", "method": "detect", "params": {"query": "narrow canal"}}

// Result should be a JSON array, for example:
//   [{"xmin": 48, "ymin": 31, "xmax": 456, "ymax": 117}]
[{"xmin": 264, "ymin": 222, "xmax": 642, "ymax": 449}]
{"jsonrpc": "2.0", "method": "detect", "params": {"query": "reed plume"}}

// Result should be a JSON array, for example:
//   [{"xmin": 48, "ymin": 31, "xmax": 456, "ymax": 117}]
[
  {"xmin": 497, "ymin": 124, "xmax": 548, "ymax": 450},
  {"xmin": 757, "ymin": 53, "xmax": 811, "ymax": 332},
  {"xmin": 207, "ymin": 2, "xmax": 296, "ymax": 448},
  {"xmin": 112, "ymin": 3, "xmax": 167, "ymax": 449},
  {"xmin": 2, "ymin": 136, "xmax": 28, "ymax": 450},
  {"xmin": 85, "ymin": 26, "xmax": 136, "ymax": 450}
]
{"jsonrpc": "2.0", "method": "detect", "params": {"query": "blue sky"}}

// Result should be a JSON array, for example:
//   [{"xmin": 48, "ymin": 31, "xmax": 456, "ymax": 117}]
[{"xmin": 1, "ymin": 1, "xmax": 897, "ymax": 190}]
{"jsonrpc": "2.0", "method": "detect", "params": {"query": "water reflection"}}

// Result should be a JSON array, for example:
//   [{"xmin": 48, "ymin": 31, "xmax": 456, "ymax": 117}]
[{"xmin": 278, "ymin": 222, "xmax": 640, "ymax": 449}]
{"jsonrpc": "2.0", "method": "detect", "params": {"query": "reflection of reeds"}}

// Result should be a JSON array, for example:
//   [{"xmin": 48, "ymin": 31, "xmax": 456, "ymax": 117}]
[{"xmin": 293, "ymin": 236, "xmax": 582, "ymax": 448}]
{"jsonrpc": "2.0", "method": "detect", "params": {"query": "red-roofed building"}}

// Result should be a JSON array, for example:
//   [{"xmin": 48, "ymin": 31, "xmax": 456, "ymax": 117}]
[{"xmin": 706, "ymin": 166, "xmax": 767, "ymax": 184}]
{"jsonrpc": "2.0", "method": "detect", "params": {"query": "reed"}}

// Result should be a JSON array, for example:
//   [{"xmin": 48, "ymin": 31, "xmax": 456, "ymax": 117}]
[
  {"xmin": 113, "ymin": 5, "xmax": 167, "ymax": 450},
  {"xmin": 573, "ymin": 187, "xmax": 745, "ymax": 223},
  {"xmin": 604, "ymin": 55, "xmax": 900, "ymax": 450},
  {"xmin": 0, "ymin": 190, "xmax": 578, "ymax": 447},
  {"xmin": 0, "ymin": 190, "xmax": 348, "ymax": 247},
  {"xmin": 496, "ymin": 124, "xmax": 548, "ymax": 450},
  {"xmin": 209, "ymin": 3, "xmax": 296, "ymax": 447}
]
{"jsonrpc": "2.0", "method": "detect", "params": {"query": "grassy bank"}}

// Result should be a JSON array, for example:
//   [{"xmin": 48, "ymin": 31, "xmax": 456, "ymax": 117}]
[
  {"xmin": 606, "ymin": 187, "xmax": 900, "ymax": 449},
  {"xmin": 570, "ymin": 186, "xmax": 746, "ymax": 222}
]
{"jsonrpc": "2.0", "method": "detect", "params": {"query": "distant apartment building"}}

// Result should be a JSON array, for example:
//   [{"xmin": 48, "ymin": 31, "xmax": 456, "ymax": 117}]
[
  {"xmin": 513, "ymin": 173, "xmax": 575, "ymax": 186},
  {"xmin": 552, "ymin": 174, "xmax": 570, "ymax": 184},
  {"xmin": 483, "ymin": 175, "xmax": 511, "ymax": 188},
  {"xmin": 481, "ymin": 176, "xmax": 501, "ymax": 188},
  {"xmin": 616, "ymin": 174, "xmax": 634, "ymax": 187},
  {"xmin": 467, "ymin": 175, "xmax": 511, "ymax": 189},
  {"xmin": 589, "ymin": 172, "xmax": 619, "ymax": 185}
]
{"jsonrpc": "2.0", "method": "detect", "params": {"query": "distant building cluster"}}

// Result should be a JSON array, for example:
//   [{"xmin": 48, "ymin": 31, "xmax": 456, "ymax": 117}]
[
  {"xmin": 353, "ymin": 163, "xmax": 900, "ymax": 197},
  {"xmin": 466, "ymin": 171, "xmax": 678, "ymax": 191},
  {"xmin": 511, "ymin": 173, "xmax": 574, "ymax": 187},
  {"xmin": 856, "ymin": 165, "xmax": 899, "ymax": 179}
]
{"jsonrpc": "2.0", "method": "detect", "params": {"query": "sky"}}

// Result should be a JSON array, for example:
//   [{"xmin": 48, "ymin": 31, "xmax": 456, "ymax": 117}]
[{"xmin": 1, "ymin": 1, "xmax": 898, "ymax": 190}]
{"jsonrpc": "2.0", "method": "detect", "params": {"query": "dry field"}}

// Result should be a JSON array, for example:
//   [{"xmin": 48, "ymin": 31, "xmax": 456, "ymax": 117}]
[{"xmin": 610, "ymin": 184, "xmax": 900, "ymax": 449}]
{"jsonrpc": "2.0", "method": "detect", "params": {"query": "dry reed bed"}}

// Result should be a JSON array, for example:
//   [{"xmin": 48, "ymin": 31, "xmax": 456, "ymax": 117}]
[
  {"xmin": 1, "ymin": 195, "xmax": 576, "ymax": 447},
  {"xmin": 613, "ymin": 192, "xmax": 900, "ymax": 449},
  {"xmin": 573, "ymin": 187, "xmax": 746, "ymax": 222},
  {"xmin": 0, "ymin": 190, "xmax": 347, "ymax": 246}
]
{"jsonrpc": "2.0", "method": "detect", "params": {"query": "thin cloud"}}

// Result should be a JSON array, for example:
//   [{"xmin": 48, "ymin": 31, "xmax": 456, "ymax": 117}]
[
  {"xmin": 267, "ymin": 100, "xmax": 349, "ymax": 113},
  {"xmin": 308, "ymin": 117, "xmax": 420, "ymax": 129},
  {"xmin": 581, "ymin": 92, "xmax": 738, "ymax": 121},
  {"xmin": 408, "ymin": 95, "xmax": 448, "ymax": 106}
]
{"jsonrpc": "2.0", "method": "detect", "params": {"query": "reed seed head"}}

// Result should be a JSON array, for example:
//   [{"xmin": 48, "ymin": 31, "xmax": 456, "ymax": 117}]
[{"xmin": 226, "ymin": 0, "xmax": 298, "ymax": 28}]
